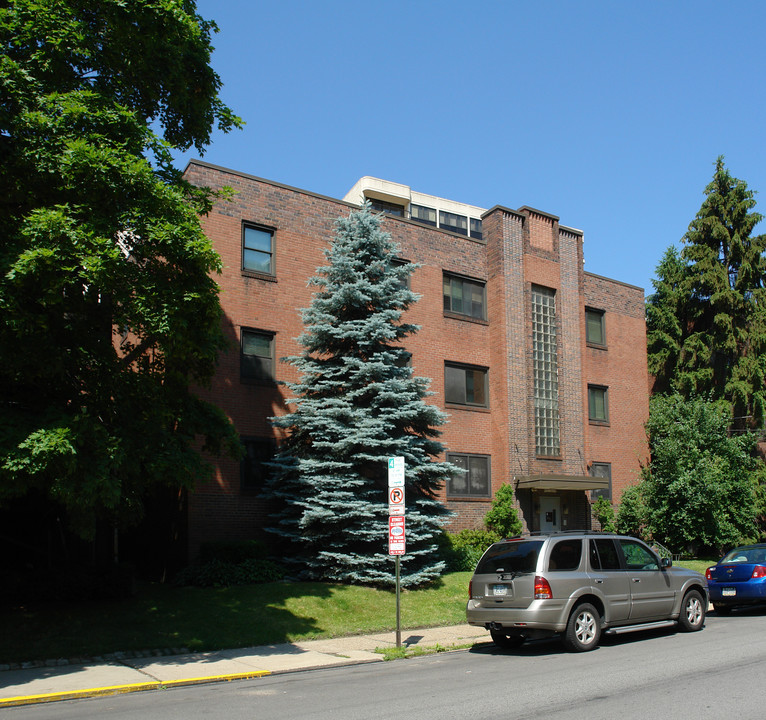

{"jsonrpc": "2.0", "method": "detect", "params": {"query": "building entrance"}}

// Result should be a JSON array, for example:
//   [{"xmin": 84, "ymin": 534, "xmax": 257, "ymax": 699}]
[{"xmin": 539, "ymin": 496, "xmax": 561, "ymax": 532}]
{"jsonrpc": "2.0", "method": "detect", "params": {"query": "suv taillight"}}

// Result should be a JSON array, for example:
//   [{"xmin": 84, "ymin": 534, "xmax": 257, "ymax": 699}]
[
  {"xmin": 752, "ymin": 565, "xmax": 766, "ymax": 579},
  {"xmin": 705, "ymin": 568, "xmax": 712, "ymax": 580},
  {"xmin": 469, "ymin": 580, "xmax": 473, "ymax": 598},
  {"xmin": 534, "ymin": 575, "xmax": 552, "ymax": 599}
]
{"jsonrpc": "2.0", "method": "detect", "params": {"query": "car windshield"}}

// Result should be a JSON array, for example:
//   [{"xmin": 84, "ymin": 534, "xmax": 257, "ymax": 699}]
[
  {"xmin": 721, "ymin": 547, "xmax": 766, "ymax": 564},
  {"xmin": 475, "ymin": 540, "xmax": 544, "ymax": 574}
]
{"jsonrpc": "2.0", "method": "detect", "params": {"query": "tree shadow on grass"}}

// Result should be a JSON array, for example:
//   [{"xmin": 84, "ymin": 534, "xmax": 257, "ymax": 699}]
[{"xmin": 0, "ymin": 581, "xmax": 335, "ymax": 665}]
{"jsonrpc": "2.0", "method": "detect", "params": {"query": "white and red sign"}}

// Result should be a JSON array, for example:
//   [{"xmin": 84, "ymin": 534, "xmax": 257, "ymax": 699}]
[
  {"xmin": 388, "ymin": 516, "xmax": 406, "ymax": 555},
  {"xmin": 388, "ymin": 486, "xmax": 405, "ymax": 516}
]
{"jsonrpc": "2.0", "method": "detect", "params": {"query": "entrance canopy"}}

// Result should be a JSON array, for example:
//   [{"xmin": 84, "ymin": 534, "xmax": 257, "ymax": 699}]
[{"xmin": 514, "ymin": 474, "xmax": 608, "ymax": 491}]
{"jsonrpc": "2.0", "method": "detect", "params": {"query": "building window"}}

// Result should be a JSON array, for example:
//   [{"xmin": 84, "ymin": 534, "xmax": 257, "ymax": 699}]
[
  {"xmin": 590, "ymin": 462, "xmax": 612, "ymax": 501},
  {"xmin": 439, "ymin": 210, "xmax": 468, "ymax": 236},
  {"xmin": 241, "ymin": 328, "xmax": 275, "ymax": 383},
  {"xmin": 443, "ymin": 273, "xmax": 486, "ymax": 320},
  {"xmin": 470, "ymin": 218, "xmax": 483, "ymax": 241},
  {"xmin": 445, "ymin": 363, "xmax": 488, "ymax": 407},
  {"xmin": 410, "ymin": 204, "xmax": 437, "ymax": 227},
  {"xmin": 585, "ymin": 308, "xmax": 606, "ymax": 347},
  {"xmin": 446, "ymin": 453, "xmax": 490, "ymax": 497},
  {"xmin": 369, "ymin": 198, "xmax": 405, "ymax": 216},
  {"xmin": 532, "ymin": 286, "xmax": 560, "ymax": 456},
  {"xmin": 241, "ymin": 437, "xmax": 276, "ymax": 493},
  {"xmin": 390, "ymin": 258, "xmax": 410, "ymax": 290},
  {"xmin": 588, "ymin": 385, "xmax": 609, "ymax": 423},
  {"xmin": 243, "ymin": 224, "xmax": 275, "ymax": 275}
]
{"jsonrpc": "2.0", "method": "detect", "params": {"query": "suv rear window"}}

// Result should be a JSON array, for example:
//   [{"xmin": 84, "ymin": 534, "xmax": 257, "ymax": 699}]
[{"xmin": 475, "ymin": 540, "xmax": 544, "ymax": 574}]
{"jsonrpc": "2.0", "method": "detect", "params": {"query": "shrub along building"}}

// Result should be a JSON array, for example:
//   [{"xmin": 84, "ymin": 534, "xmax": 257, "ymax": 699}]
[{"xmin": 184, "ymin": 161, "xmax": 649, "ymax": 556}]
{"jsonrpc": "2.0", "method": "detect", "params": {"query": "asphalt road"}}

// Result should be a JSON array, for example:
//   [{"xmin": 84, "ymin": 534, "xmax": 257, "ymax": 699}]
[{"xmin": 8, "ymin": 608, "xmax": 766, "ymax": 720}]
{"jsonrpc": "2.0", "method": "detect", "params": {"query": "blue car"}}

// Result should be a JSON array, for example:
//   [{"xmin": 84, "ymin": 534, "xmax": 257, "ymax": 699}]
[{"xmin": 706, "ymin": 544, "xmax": 766, "ymax": 614}]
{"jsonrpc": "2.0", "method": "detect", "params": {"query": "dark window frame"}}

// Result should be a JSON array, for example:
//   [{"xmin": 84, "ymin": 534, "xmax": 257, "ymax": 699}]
[
  {"xmin": 446, "ymin": 452, "xmax": 491, "ymax": 498},
  {"xmin": 439, "ymin": 210, "xmax": 469, "ymax": 236},
  {"xmin": 588, "ymin": 385, "xmax": 609, "ymax": 424},
  {"xmin": 444, "ymin": 362, "xmax": 489, "ymax": 408},
  {"xmin": 469, "ymin": 217, "xmax": 483, "ymax": 241},
  {"xmin": 410, "ymin": 203, "xmax": 437, "ymax": 227},
  {"xmin": 585, "ymin": 307, "xmax": 606, "ymax": 347},
  {"xmin": 369, "ymin": 198, "xmax": 405, "ymax": 216},
  {"xmin": 241, "ymin": 327, "xmax": 276, "ymax": 384},
  {"xmin": 240, "ymin": 436, "xmax": 277, "ymax": 494},
  {"xmin": 443, "ymin": 272, "xmax": 487, "ymax": 320},
  {"xmin": 242, "ymin": 222, "xmax": 276, "ymax": 277},
  {"xmin": 590, "ymin": 462, "xmax": 612, "ymax": 501},
  {"xmin": 390, "ymin": 257, "xmax": 411, "ymax": 290}
]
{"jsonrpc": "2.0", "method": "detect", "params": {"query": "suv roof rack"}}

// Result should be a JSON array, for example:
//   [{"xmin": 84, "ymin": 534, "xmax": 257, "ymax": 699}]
[{"xmin": 504, "ymin": 529, "xmax": 611, "ymax": 539}]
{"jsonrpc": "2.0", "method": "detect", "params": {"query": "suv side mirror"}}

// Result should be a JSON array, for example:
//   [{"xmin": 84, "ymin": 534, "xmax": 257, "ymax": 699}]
[{"xmin": 660, "ymin": 557, "xmax": 672, "ymax": 569}]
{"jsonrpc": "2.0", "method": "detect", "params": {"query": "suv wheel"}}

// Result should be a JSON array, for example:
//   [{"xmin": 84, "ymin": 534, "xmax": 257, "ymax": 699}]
[
  {"xmin": 490, "ymin": 629, "xmax": 525, "ymax": 649},
  {"xmin": 678, "ymin": 590, "xmax": 705, "ymax": 631},
  {"xmin": 563, "ymin": 603, "xmax": 601, "ymax": 652}
]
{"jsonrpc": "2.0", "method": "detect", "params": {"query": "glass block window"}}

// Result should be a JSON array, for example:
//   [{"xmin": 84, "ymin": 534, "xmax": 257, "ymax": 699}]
[
  {"xmin": 410, "ymin": 204, "xmax": 437, "ymax": 226},
  {"xmin": 243, "ymin": 224, "xmax": 274, "ymax": 275},
  {"xmin": 446, "ymin": 453, "xmax": 491, "ymax": 497},
  {"xmin": 532, "ymin": 286, "xmax": 560, "ymax": 456}
]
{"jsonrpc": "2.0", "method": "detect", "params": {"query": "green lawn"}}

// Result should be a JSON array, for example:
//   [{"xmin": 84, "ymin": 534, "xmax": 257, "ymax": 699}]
[
  {"xmin": 1, "ymin": 559, "xmax": 716, "ymax": 665},
  {"xmin": 0, "ymin": 572, "xmax": 472, "ymax": 665}
]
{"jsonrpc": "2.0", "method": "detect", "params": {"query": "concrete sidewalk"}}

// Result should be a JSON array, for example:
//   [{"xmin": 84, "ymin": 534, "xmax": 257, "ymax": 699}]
[{"xmin": 0, "ymin": 624, "xmax": 490, "ymax": 708}]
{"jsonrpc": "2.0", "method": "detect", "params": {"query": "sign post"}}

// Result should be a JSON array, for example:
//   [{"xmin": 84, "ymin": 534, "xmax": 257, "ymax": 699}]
[{"xmin": 387, "ymin": 457, "xmax": 405, "ymax": 648}]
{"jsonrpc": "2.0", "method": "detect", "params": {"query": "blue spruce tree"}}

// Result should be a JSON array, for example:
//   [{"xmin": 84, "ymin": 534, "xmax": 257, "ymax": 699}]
[{"xmin": 266, "ymin": 204, "xmax": 453, "ymax": 586}]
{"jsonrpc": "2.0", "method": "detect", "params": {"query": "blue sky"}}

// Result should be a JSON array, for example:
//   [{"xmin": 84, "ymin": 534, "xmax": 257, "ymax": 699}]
[{"xmin": 175, "ymin": 1, "xmax": 766, "ymax": 295}]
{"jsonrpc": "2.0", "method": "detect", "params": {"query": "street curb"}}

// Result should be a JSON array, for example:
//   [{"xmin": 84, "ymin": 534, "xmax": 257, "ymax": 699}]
[{"xmin": 0, "ymin": 670, "xmax": 271, "ymax": 709}]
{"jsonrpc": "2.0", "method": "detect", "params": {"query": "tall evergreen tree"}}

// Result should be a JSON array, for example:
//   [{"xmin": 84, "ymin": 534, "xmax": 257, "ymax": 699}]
[
  {"xmin": 680, "ymin": 158, "xmax": 766, "ymax": 427},
  {"xmin": 646, "ymin": 246, "xmax": 688, "ymax": 394},
  {"xmin": 267, "ymin": 205, "xmax": 453, "ymax": 587},
  {"xmin": 647, "ymin": 158, "xmax": 766, "ymax": 428}
]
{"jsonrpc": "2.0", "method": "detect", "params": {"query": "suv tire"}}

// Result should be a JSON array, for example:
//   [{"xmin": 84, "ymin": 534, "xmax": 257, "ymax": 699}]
[
  {"xmin": 490, "ymin": 629, "xmax": 525, "ymax": 649},
  {"xmin": 563, "ymin": 602, "xmax": 601, "ymax": 652},
  {"xmin": 678, "ymin": 589, "xmax": 705, "ymax": 631}
]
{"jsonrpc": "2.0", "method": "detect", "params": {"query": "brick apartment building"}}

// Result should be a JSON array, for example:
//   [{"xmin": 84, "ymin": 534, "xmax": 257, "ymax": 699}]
[{"xmin": 183, "ymin": 160, "xmax": 650, "ymax": 556}]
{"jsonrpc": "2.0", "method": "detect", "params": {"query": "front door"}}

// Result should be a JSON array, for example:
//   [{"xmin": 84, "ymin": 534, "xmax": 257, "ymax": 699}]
[{"xmin": 540, "ymin": 497, "xmax": 561, "ymax": 532}]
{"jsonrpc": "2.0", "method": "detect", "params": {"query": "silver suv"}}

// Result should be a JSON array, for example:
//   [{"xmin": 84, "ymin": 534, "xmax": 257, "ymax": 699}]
[{"xmin": 466, "ymin": 532, "xmax": 708, "ymax": 652}]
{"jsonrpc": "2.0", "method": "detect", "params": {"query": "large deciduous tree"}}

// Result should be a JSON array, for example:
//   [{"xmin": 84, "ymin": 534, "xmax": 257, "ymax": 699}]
[
  {"xmin": 639, "ymin": 394, "xmax": 758, "ymax": 554},
  {"xmin": 647, "ymin": 157, "xmax": 766, "ymax": 428},
  {"xmin": 267, "ymin": 205, "xmax": 453, "ymax": 587},
  {"xmin": 0, "ymin": 0, "xmax": 241, "ymax": 537}
]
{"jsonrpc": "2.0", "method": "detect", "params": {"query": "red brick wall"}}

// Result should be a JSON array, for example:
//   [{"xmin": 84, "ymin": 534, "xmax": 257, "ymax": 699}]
[
  {"xmin": 182, "ymin": 161, "xmax": 650, "ymax": 552},
  {"xmin": 583, "ymin": 273, "xmax": 649, "ymax": 502}
]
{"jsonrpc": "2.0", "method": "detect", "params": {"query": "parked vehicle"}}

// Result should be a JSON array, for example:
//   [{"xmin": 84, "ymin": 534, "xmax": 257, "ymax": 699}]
[
  {"xmin": 466, "ymin": 531, "xmax": 708, "ymax": 652},
  {"xmin": 706, "ymin": 544, "xmax": 766, "ymax": 614}
]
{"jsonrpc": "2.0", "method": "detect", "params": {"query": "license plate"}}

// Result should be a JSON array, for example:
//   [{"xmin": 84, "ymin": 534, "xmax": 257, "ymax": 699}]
[
  {"xmin": 492, "ymin": 584, "xmax": 508, "ymax": 596},
  {"xmin": 722, "ymin": 588, "xmax": 736, "ymax": 597}
]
